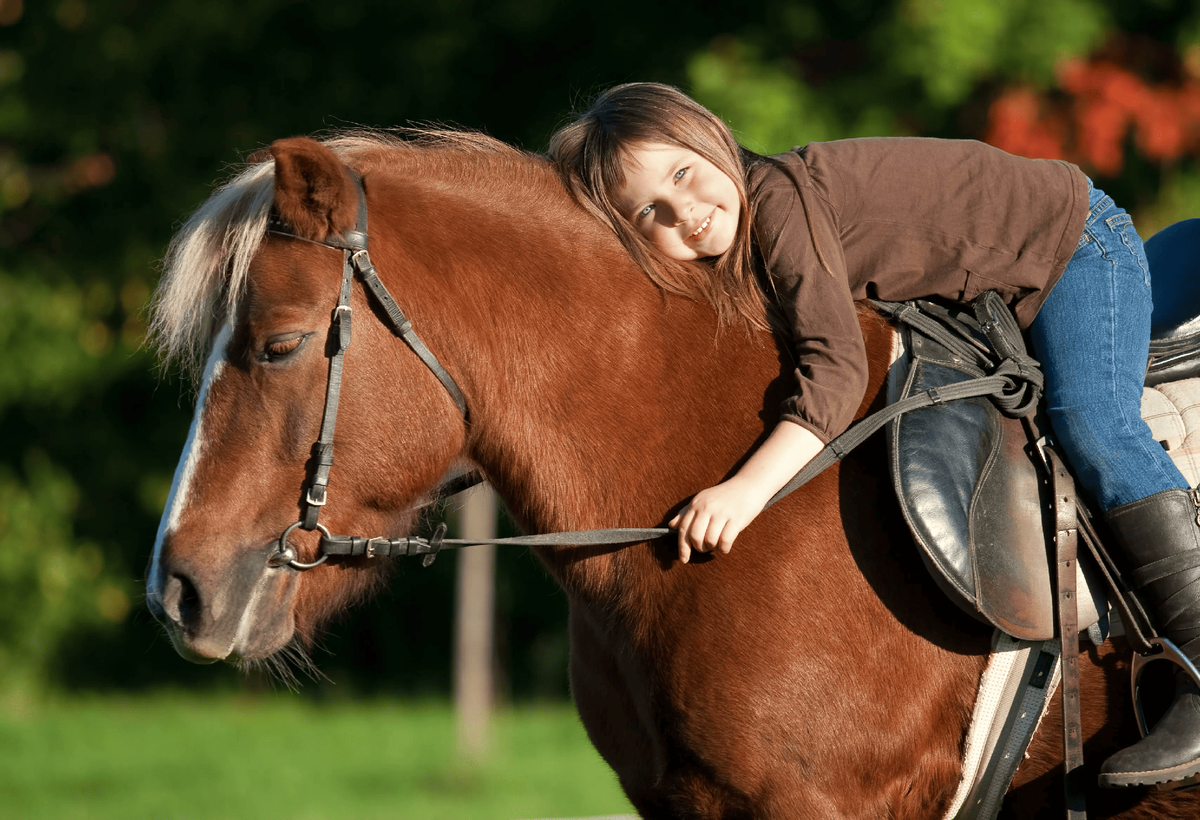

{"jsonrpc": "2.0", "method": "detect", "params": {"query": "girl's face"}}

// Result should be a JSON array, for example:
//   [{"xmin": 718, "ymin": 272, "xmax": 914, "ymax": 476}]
[{"xmin": 613, "ymin": 141, "xmax": 740, "ymax": 261}]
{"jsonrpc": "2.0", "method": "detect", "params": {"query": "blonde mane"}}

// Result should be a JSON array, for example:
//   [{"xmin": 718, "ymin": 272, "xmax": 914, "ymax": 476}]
[{"xmin": 149, "ymin": 129, "xmax": 529, "ymax": 382}]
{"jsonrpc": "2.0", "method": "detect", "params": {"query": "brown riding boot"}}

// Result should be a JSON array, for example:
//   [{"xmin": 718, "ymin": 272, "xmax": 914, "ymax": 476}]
[{"xmin": 1098, "ymin": 488, "xmax": 1200, "ymax": 789}]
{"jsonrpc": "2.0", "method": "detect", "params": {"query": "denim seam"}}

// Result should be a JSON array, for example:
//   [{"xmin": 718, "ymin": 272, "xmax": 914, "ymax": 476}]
[
  {"xmin": 1102, "ymin": 239, "xmax": 1180, "ymax": 490},
  {"xmin": 1118, "ymin": 224, "xmax": 1151, "ymax": 285},
  {"xmin": 1086, "ymin": 195, "xmax": 1114, "ymax": 227},
  {"xmin": 1096, "ymin": 229, "xmax": 1180, "ymax": 501}
]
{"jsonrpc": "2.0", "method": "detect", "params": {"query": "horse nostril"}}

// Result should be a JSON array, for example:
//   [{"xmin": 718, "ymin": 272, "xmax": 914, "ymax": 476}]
[{"xmin": 161, "ymin": 572, "xmax": 203, "ymax": 631}]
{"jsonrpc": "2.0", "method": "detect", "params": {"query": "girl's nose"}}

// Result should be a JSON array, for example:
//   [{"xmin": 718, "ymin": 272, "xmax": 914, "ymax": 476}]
[{"xmin": 667, "ymin": 198, "xmax": 692, "ymax": 226}]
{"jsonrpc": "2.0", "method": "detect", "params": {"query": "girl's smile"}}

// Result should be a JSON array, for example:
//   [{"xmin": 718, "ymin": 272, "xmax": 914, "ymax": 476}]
[{"xmin": 614, "ymin": 142, "xmax": 740, "ymax": 261}]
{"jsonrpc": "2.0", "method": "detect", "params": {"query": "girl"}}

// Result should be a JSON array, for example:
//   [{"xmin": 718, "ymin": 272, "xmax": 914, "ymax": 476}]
[{"xmin": 549, "ymin": 82, "xmax": 1200, "ymax": 789}]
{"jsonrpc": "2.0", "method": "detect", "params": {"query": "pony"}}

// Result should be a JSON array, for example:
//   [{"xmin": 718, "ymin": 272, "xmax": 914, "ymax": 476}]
[{"xmin": 145, "ymin": 130, "xmax": 1198, "ymax": 819}]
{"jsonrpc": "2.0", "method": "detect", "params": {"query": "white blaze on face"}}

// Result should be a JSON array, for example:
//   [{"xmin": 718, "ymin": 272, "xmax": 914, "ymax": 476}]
[{"xmin": 147, "ymin": 323, "xmax": 233, "ymax": 595}]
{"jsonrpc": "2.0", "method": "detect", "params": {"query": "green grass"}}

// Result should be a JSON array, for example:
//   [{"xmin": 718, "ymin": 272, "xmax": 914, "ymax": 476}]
[{"xmin": 0, "ymin": 695, "xmax": 637, "ymax": 820}]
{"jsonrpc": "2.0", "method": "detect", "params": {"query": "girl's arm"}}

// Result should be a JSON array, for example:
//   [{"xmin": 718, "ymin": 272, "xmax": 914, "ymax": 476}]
[{"xmin": 669, "ymin": 419, "xmax": 824, "ymax": 562}]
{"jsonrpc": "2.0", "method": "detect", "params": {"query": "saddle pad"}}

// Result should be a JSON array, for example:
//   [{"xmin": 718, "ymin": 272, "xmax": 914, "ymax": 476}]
[
  {"xmin": 941, "ymin": 631, "xmax": 1062, "ymax": 820},
  {"xmin": 1142, "ymin": 381, "xmax": 1200, "ymax": 486}
]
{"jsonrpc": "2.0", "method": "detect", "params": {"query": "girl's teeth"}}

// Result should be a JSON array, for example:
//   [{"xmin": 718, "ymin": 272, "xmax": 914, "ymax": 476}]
[{"xmin": 692, "ymin": 216, "xmax": 710, "ymax": 237}]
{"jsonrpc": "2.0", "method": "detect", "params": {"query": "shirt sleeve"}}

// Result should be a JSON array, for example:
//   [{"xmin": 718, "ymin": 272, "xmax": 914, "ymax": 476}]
[{"xmin": 752, "ymin": 166, "xmax": 869, "ymax": 443}]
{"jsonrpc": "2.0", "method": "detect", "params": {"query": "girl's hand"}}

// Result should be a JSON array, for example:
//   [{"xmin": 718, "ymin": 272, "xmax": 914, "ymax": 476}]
[
  {"xmin": 667, "ymin": 420, "xmax": 826, "ymax": 564},
  {"xmin": 668, "ymin": 478, "xmax": 770, "ymax": 563}
]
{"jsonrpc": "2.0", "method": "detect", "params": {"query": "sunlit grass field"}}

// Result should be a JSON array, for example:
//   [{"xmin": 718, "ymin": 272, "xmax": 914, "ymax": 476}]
[{"xmin": 0, "ymin": 695, "xmax": 637, "ymax": 820}]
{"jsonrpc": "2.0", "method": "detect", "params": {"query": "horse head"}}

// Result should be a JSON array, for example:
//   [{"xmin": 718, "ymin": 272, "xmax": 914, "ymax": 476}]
[{"xmin": 146, "ymin": 136, "xmax": 471, "ymax": 663}]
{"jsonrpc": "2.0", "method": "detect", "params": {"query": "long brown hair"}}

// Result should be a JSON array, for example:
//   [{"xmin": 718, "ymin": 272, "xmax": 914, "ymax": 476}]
[{"xmin": 548, "ymin": 83, "xmax": 768, "ymax": 330}]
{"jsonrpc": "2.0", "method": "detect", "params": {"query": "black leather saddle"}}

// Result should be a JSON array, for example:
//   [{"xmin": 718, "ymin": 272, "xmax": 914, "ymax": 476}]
[{"xmin": 889, "ymin": 218, "xmax": 1200, "ymax": 641}]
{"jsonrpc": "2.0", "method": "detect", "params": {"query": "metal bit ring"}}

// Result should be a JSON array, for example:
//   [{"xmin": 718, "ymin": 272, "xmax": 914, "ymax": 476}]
[{"xmin": 269, "ymin": 521, "xmax": 331, "ymax": 570}]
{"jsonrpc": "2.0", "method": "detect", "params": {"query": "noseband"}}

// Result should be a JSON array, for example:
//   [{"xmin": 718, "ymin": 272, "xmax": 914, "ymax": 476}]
[{"xmin": 264, "ymin": 171, "xmax": 470, "ymax": 569}]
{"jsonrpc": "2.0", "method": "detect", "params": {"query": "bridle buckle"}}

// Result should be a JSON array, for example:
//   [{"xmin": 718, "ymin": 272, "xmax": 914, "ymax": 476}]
[{"xmin": 365, "ymin": 537, "xmax": 387, "ymax": 558}]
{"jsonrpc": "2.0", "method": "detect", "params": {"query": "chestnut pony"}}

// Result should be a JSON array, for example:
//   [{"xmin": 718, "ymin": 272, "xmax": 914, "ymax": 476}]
[{"xmin": 146, "ymin": 132, "xmax": 1196, "ymax": 819}]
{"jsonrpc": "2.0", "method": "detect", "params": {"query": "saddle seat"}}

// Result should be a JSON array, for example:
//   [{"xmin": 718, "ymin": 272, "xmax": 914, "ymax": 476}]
[{"xmin": 890, "ymin": 218, "xmax": 1200, "ymax": 640}]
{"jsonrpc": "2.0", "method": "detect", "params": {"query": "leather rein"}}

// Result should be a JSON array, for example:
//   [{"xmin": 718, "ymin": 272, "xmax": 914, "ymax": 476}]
[{"xmin": 264, "ymin": 171, "xmax": 1044, "ymax": 571}]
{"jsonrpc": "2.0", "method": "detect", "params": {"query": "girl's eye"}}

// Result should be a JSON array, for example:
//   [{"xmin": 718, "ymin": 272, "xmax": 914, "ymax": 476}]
[
  {"xmin": 639, "ymin": 204, "xmax": 654, "ymax": 218},
  {"xmin": 674, "ymin": 167, "xmax": 688, "ymax": 182},
  {"xmin": 263, "ymin": 334, "xmax": 306, "ymax": 361}
]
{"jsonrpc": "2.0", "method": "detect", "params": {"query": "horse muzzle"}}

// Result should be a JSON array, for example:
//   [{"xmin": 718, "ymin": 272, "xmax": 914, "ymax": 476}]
[{"xmin": 147, "ymin": 537, "xmax": 300, "ymax": 663}]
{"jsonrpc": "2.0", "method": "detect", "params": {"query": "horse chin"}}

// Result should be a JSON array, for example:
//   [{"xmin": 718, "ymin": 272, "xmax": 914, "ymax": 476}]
[{"xmin": 165, "ymin": 600, "xmax": 297, "ymax": 665}]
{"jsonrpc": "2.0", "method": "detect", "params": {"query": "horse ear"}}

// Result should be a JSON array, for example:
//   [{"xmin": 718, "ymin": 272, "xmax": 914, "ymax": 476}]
[{"xmin": 268, "ymin": 137, "xmax": 358, "ymax": 241}]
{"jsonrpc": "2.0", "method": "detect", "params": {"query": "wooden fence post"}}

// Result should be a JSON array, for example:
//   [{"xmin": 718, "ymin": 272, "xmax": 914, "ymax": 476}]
[{"xmin": 453, "ymin": 482, "xmax": 496, "ymax": 758}]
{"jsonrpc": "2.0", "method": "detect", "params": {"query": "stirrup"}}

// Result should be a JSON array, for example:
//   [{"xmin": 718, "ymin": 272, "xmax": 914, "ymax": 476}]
[
  {"xmin": 1131, "ymin": 637, "xmax": 1200, "ymax": 792},
  {"xmin": 1132, "ymin": 637, "xmax": 1200, "ymax": 737}
]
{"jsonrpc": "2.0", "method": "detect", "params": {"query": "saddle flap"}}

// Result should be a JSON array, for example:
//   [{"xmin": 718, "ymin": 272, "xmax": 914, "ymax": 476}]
[{"xmin": 889, "ymin": 323, "xmax": 1105, "ymax": 640}]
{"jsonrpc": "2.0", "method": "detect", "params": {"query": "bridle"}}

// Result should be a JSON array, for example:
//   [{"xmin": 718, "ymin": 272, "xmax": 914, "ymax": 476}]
[
  {"xmin": 264, "ymin": 171, "xmax": 662, "ymax": 571},
  {"xmin": 264, "ymin": 170, "xmax": 472, "ymax": 570}
]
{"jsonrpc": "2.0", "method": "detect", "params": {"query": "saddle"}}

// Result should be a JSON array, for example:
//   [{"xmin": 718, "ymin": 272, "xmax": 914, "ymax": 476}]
[
  {"xmin": 887, "ymin": 307, "xmax": 1102, "ymax": 640},
  {"xmin": 889, "ymin": 218, "xmax": 1200, "ymax": 641}
]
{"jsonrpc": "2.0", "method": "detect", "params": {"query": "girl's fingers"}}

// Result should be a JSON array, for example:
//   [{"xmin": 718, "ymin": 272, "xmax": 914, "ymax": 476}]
[
  {"xmin": 701, "ymin": 516, "xmax": 725, "ymax": 552},
  {"xmin": 675, "ymin": 508, "xmax": 697, "ymax": 562},
  {"xmin": 685, "ymin": 513, "xmax": 710, "ymax": 554},
  {"xmin": 669, "ymin": 499, "xmax": 745, "ymax": 562},
  {"xmin": 716, "ymin": 521, "xmax": 739, "ymax": 554}
]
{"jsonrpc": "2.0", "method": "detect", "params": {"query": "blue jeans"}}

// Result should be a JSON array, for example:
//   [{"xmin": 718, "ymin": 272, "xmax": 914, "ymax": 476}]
[{"xmin": 1029, "ymin": 182, "xmax": 1189, "ymax": 512}]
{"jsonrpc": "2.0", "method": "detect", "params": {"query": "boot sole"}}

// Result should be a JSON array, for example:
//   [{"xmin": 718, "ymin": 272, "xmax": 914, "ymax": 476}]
[{"xmin": 1099, "ymin": 758, "xmax": 1200, "ymax": 790}]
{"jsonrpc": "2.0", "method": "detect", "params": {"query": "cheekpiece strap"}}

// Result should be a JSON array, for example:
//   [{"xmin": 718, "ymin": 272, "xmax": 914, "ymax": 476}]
[{"xmin": 264, "ymin": 167, "xmax": 470, "ymax": 533}]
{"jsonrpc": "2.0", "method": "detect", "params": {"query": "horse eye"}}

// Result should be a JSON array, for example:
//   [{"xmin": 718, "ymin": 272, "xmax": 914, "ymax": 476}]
[{"xmin": 263, "ymin": 334, "xmax": 306, "ymax": 361}]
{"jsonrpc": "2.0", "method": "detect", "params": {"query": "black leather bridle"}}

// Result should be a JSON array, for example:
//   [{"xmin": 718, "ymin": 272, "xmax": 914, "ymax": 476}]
[
  {"xmin": 264, "ymin": 172, "xmax": 661, "ymax": 571},
  {"xmin": 264, "ymin": 171, "xmax": 471, "ymax": 570}
]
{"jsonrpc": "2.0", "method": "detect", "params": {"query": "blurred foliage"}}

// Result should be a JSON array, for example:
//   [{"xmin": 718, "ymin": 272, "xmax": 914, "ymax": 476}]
[{"xmin": 3, "ymin": 0, "xmax": 1200, "ymax": 703}]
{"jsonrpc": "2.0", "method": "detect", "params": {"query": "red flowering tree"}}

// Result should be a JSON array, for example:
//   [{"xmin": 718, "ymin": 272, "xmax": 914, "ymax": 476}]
[{"xmin": 987, "ymin": 41, "xmax": 1200, "ymax": 177}]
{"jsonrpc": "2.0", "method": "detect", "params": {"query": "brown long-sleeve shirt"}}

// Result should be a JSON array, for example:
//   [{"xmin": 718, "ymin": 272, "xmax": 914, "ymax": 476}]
[{"xmin": 748, "ymin": 137, "xmax": 1089, "ymax": 443}]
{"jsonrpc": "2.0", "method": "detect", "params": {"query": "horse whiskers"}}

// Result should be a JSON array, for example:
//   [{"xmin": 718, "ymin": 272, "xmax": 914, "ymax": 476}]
[{"xmin": 236, "ymin": 638, "xmax": 329, "ymax": 691}]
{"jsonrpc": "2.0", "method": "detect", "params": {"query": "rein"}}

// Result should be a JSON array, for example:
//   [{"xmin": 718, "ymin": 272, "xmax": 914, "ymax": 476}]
[{"xmin": 264, "ymin": 171, "xmax": 1043, "ymax": 570}]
